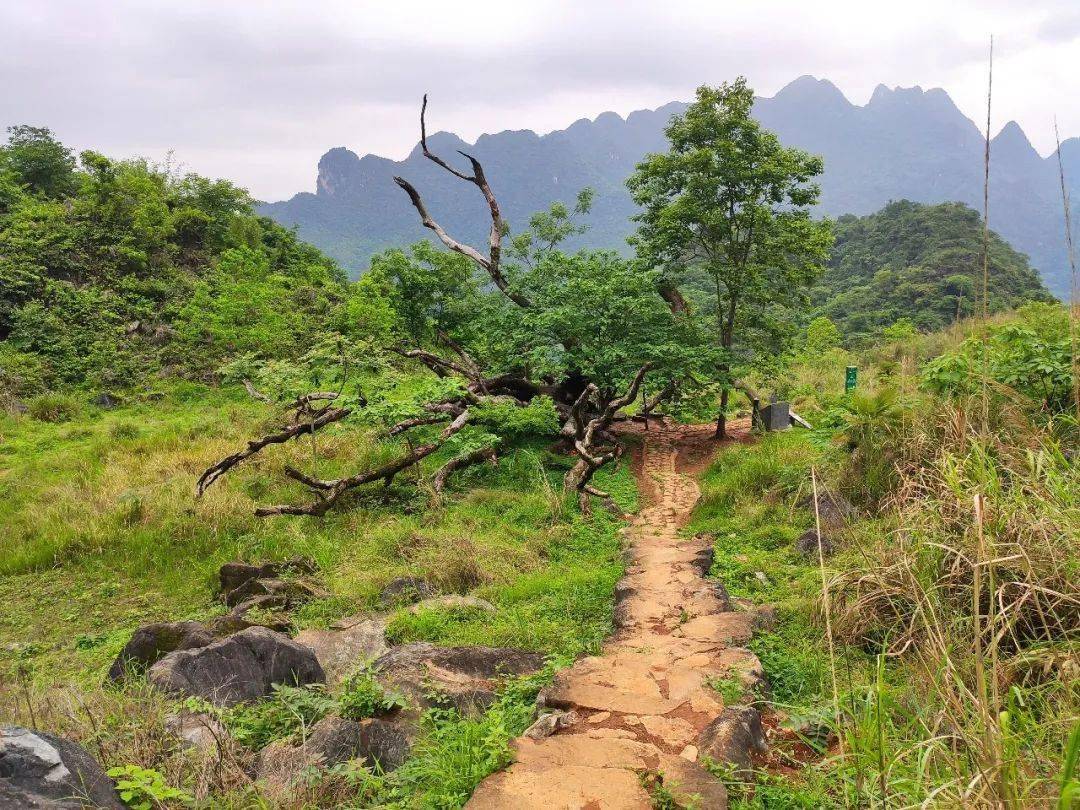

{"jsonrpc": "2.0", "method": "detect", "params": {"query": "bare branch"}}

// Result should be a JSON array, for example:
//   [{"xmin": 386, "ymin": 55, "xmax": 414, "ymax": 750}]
[
  {"xmin": 395, "ymin": 95, "xmax": 532, "ymax": 310},
  {"xmin": 392, "ymin": 346, "xmax": 472, "ymax": 379},
  {"xmin": 419, "ymin": 94, "xmax": 475, "ymax": 182},
  {"xmin": 393, "ymin": 176, "xmax": 493, "ymax": 270},
  {"xmin": 564, "ymin": 364, "xmax": 652, "ymax": 502},
  {"xmin": 287, "ymin": 392, "xmax": 339, "ymax": 411},
  {"xmin": 196, "ymin": 406, "xmax": 351, "ymax": 497},
  {"xmin": 242, "ymin": 379, "xmax": 272, "ymax": 403},
  {"xmin": 433, "ymin": 445, "xmax": 498, "ymax": 492},
  {"xmin": 254, "ymin": 408, "xmax": 474, "ymax": 517}
]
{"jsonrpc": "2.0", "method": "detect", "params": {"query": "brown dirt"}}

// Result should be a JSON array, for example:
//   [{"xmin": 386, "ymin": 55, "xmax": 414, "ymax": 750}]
[{"xmin": 467, "ymin": 419, "xmax": 762, "ymax": 810}]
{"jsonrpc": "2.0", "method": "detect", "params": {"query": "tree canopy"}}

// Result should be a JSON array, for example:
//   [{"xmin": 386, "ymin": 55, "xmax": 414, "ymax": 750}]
[
  {"xmin": 628, "ymin": 78, "xmax": 833, "ymax": 435},
  {"xmin": 812, "ymin": 200, "xmax": 1053, "ymax": 344}
]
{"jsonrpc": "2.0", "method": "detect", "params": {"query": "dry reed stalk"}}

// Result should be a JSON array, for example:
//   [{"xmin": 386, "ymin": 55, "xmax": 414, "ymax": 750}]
[
  {"xmin": 811, "ymin": 466, "xmax": 844, "ymax": 764},
  {"xmin": 1053, "ymin": 118, "xmax": 1080, "ymax": 429}
]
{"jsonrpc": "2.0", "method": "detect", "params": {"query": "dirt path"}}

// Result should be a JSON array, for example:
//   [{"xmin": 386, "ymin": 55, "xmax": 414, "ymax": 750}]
[{"xmin": 468, "ymin": 420, "xmax": 764, "ymax": 810}]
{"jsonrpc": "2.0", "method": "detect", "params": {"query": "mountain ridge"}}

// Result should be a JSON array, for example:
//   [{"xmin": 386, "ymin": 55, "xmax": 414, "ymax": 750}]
[{"xmin": 260, "ymin": 76, "xmax": 1078, "ymax": 295}]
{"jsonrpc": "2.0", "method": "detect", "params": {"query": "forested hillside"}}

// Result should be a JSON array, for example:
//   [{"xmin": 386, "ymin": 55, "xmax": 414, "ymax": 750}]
[
  {"xmin": 0, "ymin": 126, "xmax": 345, "ymax": 399},
  {"xmin": 261, "ymin": 77, "xmax": 1080, "ymax": 296},
  {"xmin": 812, "ymin": 200, "xmax": 1054, "ymax": 342}
]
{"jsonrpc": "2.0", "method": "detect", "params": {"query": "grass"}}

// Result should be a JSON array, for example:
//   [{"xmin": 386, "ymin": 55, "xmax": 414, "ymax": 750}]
[
  {"xmin": 690, "ymin": 412, "xmax": 1079, "ymax": 807},
  {"xmin": 0, "ymin": 382, "xmax": 638, "ymax": 807}
]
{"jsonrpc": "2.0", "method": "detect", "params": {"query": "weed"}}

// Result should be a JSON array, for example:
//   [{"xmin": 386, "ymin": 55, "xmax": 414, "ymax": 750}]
[
  {"xmin": 107, "ymin": 764, "xmax": 193, "ymax": 810},
  {"xmin": 705, "ymin": 675, "xmax": 744, "ymax": 705},
  {"xmin": 26, "ymin": 391, "xmax": 81, "ymax": 422},
  {"xmin": 223, "ymin": 684, "xmax": 336, "ymax": 750},
  {"xmin": 338, "ymin": 670, "xmax": 406, "ymax": 721}
]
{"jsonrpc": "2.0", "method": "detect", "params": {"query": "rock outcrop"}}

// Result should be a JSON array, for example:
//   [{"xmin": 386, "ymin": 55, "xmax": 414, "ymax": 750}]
[
  {"xmin": 373, "ymin": 643, "xmax": 545, "ymax": 716},
  {"xmin": 294, "ymin": 616, "xmax": 389, "ymax": 685},
  {"xmin": 148, "ymin": 626, "xmax": 324, "ymax": 706},
  {"xmin": 107, "ymin": 621, "xmax": 215, "ymax": 682},
  {"xmin": 0, "ymin": 726, "xmax": 122, "ymax": 809}
]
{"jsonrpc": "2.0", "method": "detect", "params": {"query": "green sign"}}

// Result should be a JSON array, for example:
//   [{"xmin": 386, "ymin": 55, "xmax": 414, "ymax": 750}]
[{"xmin": 845, "ymin": 366, "xmax": 857, "ymax": 393}]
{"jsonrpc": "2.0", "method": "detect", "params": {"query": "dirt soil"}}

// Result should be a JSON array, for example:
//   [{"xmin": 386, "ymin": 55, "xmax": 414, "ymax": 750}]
[{"xmin": 468, "ymin": 419, "xmax": 762, "ymax": 810}]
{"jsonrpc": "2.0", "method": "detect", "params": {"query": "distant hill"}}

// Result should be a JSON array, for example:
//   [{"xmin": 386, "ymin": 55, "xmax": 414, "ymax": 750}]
[
  {"xmin": 260, "ymin": 76, "xmax": 1079, "ymax": 296},
  {"xmin": 812, "ymin": 200, "xmax": 1054, "ymax": 340}
]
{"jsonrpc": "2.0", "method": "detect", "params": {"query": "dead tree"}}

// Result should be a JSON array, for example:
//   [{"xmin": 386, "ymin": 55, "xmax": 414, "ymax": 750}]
[
  {"xmin": 563, "ymin": 364, "xmax": 651, "ymax": 513},
  {"xmin": 196, "ymin": 96, "xmax": 668, "ymax": 516},
  {"xmin": 393, "ymin": 95, "xmax": 531, "ymax": 310}
]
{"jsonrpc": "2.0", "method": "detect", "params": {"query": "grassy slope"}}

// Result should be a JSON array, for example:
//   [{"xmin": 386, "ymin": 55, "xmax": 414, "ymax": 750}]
[
  {"xmin": 0, "ymin": 384, "xmax": 634, "ymax": 688},
  {"xmin": 691, "ymin": 426, "xmax": 1077, "ymax": 807},
  {"xmin": 0, "ymin": 383, "xmax": 637, "ymax": 807}
]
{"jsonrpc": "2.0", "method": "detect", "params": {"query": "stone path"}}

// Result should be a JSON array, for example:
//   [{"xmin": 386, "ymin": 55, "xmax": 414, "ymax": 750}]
[{"xmin": 468, "ymin": 421, "xmax": 764, "ymax": 810}]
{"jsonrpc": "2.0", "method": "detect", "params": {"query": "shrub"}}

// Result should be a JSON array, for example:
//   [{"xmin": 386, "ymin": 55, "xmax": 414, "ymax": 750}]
[
  {"xmin": 26, "ymin": 391, "xmax": 81, "ymax": 422},
  {"xmin": 223, "ymin": 683, "xmax": 336, "ymax": 750}
]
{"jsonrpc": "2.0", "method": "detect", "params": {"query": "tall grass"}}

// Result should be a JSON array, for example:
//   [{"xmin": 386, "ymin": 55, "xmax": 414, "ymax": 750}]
[
  {"xmin": 691, "ymin": 370, "xmax": 1077, "ymax": 806},
  {"xmin": 829, "ymin": 397, "xmax": 1078, "ymax": 805}
]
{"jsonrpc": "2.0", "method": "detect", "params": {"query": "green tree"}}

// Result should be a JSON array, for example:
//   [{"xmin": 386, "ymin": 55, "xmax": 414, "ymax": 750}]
[
  {"xmin": 628, "ymin": 78, "xmax": 833, "ymax": 437},
  {"xmin": 0, "ymin": 126, "xmax": 76, "ymax": 199},
  {"xmin": 804, "ymin": 316, "xmax": 842, "ymax": 354}
]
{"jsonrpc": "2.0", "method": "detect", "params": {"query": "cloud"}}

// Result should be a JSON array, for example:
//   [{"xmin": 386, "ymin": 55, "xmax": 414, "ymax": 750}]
[{"xmin": 0, "ymin": 0, "xmax": 1076, "ymax": 200}]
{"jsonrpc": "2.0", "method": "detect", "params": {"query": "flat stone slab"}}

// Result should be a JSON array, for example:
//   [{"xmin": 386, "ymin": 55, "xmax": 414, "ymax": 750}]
[{"xmin": 294, "ymin": 616, "xmax": 389, "ymax": 683}]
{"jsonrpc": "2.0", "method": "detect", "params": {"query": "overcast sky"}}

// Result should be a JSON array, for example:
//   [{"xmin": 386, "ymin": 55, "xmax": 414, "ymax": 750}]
[{"xmin": 2, "ymin": 0, "xmax": 1078, "ymax": 201}]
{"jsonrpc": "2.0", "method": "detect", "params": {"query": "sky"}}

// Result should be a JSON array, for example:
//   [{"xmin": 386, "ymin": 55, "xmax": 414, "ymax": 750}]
[{"xmin": 2, "ymin": 0, "xmax": 1078, "ymax": 202}]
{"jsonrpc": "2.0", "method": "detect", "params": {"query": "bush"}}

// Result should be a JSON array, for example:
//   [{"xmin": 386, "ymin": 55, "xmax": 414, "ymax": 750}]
[
  {"xmin": 106, "ymin": 765, "xmax": 192, "ymax": 810},
  {"xmin": 26, "ymin": 391, "xmax": 81, "ymax": 422},
  {"xmin": 338, "ymin": 670, "xmax": 406, "ymax": 721}
]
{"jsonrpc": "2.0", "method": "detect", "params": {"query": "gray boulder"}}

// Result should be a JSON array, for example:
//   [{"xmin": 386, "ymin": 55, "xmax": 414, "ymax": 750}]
[
  {"xmin": 351, "ymin": 718, "xmax": 411, "ymax": 771},
  {"xmin": 307, "ymin": 715, "xmax": 411, "ymax": 771},
  {"xmin": 0, "ymin": 726, "xmax": 122, "ymax": 809},
  {"xmin": 148, "ymin": 626, "xmax": 324, "ymax": 706},
  {"xmin": 206, "ymin": 594, "xmax": 292, "ymax": 637},
  {"xmin": 218, "ymin": 556, "xmax": 318, "ymax": 596},
  {"xmin": 795, "ymin": 529, "xmax": 835, "ymax": 559},
  {"xmin": 107, "ymin": 621, "xmax": 214, "ymax": 682},
  {"xmin": 256, "ymin": 715, "xmax": 412, "ymax": 790},
  {"xmin": 372, "ymin": 643, "xmax": 544, "ymax": 716},
  {"xmin": 697, "ymin": 706, "xmax": 768, "ymax": 779},
  {"xmin": 799, "ymin": 490, "xmax": 855, "ymax": 531},
  {"xmin": 377, "ymin": 577, "xmax": 437, "ymax": 607},
  {"xmin": 223, "ymin": 577, "xmax": 328, "ymax": 609}
]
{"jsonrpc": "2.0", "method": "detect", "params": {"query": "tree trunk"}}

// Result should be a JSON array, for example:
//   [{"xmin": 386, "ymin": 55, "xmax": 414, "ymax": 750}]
[{"xmin": 715, "ymin": 387, "xmax": 729, "ymax": 439}]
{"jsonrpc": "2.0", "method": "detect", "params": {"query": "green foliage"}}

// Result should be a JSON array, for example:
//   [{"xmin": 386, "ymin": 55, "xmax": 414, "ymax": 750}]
[
  {"xmin": 804, "ymin": 316, "xmax": 842, "ymax": 354},
  {"xmin": 106, "ymin": 764, "xmax": 192, "ymax": 810},
  {"xmin": 338, "ymin": 670, "xmax": 406, "ymax": 721},
  {"xmin": 628, "ymin": 78, "xmax": 833, "ymax": 403},
  {"xmin": 880, "ymin": 317, "xmax": 917, "ymax": 344},
  {"xmin": 471, "ymin": 395, "xmax": 560, "ymax": 439},
  {"xmin": 222, "ymin": 683, "xmax": 336, "ymax": 749},
  {"xmin": 706, "ymin": 675, "xmax": 745, "ymax": 704},
  {"xmin": 510, "ymin": 251, "xmax": 707, "ymax": 394},
  {"xmin": 922, "ymin": 303, "xmax": 1074, "ymax": 413},
  {"xmin": 364, "ymin": 242, "xmax": 479, "ymax": 345},
  {"xmin": 509, "ymin": 188, "xmax": 595, "ymax": 266},
  {"xmin": 384, "ymin": 675, "xmax": 542, "ymax": 807},
  {"xmin": 813, "ymin": 200, "xmax": 1053, "ymax": 343},
  {"xmin": 0, "ymin": 127, "xmax": 347, "ymax": 387},
  {"xmin": 0, "ymin": 125, "xmax": 77, "ymax": 199}
]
